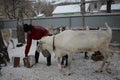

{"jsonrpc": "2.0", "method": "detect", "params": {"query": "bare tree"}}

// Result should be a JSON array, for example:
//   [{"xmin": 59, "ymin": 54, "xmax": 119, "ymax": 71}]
[
  {"xmin": 33, "ymin": 0, "xmax": 54, "ymax": 16},
  {"xmin": 41, "ymin": 1, "xmax": 54, "ymax": 16},
  {"xmin": 0, "ymin": 0, "xmax": 36, "ymax": 45},
  {"xmin": 0, "ymin": 0, "xmax": 35, "ymax": 19},
  {"xmin": 0, "ymin": 0, "xmax": 20, "ymax": 19},
  {"xmin": 16, "ymin": 0, "xmax": 26, "ymax": 44},
  {"xmin": 17, "ymin": 7, "xmax": 25, "ymax": 44}
]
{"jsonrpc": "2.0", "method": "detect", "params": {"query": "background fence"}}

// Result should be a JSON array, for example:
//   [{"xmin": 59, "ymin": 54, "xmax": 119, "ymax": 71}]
[{"xmin": 0, "ymin": 13, "xmax": 120, "ymax": 43}]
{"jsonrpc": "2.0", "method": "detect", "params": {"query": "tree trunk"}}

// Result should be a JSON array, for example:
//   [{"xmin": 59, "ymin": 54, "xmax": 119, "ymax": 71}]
[
  {"xmin": 81, "ymin": 0, "xmax": 85, "ymax": 30},
  {"xmin": 107, "ymin": 0, "xmax": 112, "ymax": 13},
  {"xmin": 17, "ymin": 7, "xmax": 25, "ymax": 44}
]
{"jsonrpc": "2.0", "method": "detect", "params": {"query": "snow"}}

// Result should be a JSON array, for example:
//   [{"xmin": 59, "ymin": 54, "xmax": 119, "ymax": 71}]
[
  {"xmin": 100, "ymin": 4, "xmax": 120, "ymax": 11},
  {"xmin": 34, "ymin": 13, "xmax": 45, "ymax": 18},
  {"xmin": 0, "ymin": 38, "xmax": 120, "ymax": 80},
  {"xmin": 52, "ymin": 0, "xmax": 94, "ymax": 5},
  {"xmin": 52, "ymin": 0, "xmax": 81, "ymax": 5},
  {"xmin": 52, "ymin": 4, "xmax": 90, "ymax": 14}
]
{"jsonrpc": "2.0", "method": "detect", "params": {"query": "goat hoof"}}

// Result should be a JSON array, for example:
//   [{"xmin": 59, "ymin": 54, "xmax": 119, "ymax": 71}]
[
  {"xmin": 106, "ymin": 68, "xmax": 111, "ymax": 74},
  {"xmin": 62, "ymin": 65, "xmax": 67, "ymax": 68},
  {"xmin": 64, "ymin": 72, "xmax": 71, "ymax": 76},
  {"xmin": 84, "ymin": 56, "xmax": 89, "ymax": 59},
  {"xmin": 64, "ymin": 71, "xmax": 72, "ymax": 76},
  {"xmin": 58, "ymin": 64, "xmax": 62, "ymax": 70},
  {"xmin": 61, "ymin": 64, "xmax": 65, "ymax": 68},
  {"xmin": 68, "ymin": 73, "xmax": 71, "ymax": 76},
  {"xmin": 95, "ymin": 70, "xmax": 103, "ymax": 73},
  {"xmin": 66, "ymin": 73, "xmax": 71, "ymax": 76},
  {"xmin": 107, "ymin": 71, "xmax": 111, "ymax": 74},
  {"xmin": 0, "ymin": 73, "xmax": 2, "ymax": 76}
]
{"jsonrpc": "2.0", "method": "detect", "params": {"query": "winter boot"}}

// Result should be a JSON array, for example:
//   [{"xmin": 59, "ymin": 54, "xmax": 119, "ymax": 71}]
[
  {"xmin": 35, "ymin": 51, "xmax": 39, "ymax": 63},
  {"xmin": 47, "ymin": 55, "xmax": 51, "ymax": 66}
]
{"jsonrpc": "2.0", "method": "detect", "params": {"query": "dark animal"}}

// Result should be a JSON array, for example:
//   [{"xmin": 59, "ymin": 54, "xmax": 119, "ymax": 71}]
[{"xmin": 0, "ymin": 47, "xmax": 10, "ymax": 66}]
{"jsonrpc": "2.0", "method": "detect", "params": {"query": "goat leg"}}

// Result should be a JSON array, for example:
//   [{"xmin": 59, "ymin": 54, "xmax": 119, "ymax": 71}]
[
  {"xmin": 96, "ymin": 61, "xmax": 105, "ymax": 73},
  {"xmin": 10, "ymin": 40, "xmax": 15, "ymax": 49},
  {"xmin": 105, "ymin": 62, "xmax": 111, "ymax": 74},
  {"xmin": 58, "ymin": 57, "xmax": 62, "ymax": 71},
  {"xmin": 84, "ymin": 52, "xmax": 89, "ymax": 59}
]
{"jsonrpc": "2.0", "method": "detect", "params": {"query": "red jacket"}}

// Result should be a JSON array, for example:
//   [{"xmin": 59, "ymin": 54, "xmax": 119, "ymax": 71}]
[{"xmin": 25, "ymin": 25, "xmax": 48, "ymax": 55}]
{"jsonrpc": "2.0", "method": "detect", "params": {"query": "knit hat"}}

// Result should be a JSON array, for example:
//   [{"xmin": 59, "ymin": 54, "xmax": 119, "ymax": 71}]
[{"xmin": 23, "ymin": 24, "xmax": 32, "ymax": 32}]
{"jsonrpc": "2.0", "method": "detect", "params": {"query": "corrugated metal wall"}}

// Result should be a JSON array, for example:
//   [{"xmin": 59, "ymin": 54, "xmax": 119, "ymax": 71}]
[{"xmin": 0, "ymin": 13, "xmax": 120, "ymax": 43}]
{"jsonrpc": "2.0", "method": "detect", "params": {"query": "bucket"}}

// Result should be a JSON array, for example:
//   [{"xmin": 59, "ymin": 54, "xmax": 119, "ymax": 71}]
[
  {"xmin": 42, "ymin": 49, "xmax": 51, "ymax": 57},
  {"xmin": 23, "ymin": 55, "xmax": 35, "ymax": 68},
  {"xmin": 12, "ymin": 57, "xmax": 20, "ymax": 67},
  {"xmin": 23, "ymin": 57, "xmax": 30, "ymax": 68}
]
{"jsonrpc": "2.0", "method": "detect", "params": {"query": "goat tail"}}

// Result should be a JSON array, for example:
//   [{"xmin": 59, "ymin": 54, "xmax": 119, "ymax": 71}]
[{"xmin": 105, "ymin": 22, "xmax": 112, "ymax": 38}]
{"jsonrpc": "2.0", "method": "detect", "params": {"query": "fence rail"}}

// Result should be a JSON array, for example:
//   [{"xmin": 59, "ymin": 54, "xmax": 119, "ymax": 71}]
[{"xmin": 0, "ymin": 13, "xmax": 120, "ymax": 43}]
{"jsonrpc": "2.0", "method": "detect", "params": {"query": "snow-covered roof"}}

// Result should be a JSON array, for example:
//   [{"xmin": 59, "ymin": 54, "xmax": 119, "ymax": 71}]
[
  {"xmin": 53, "ymin": 0, "xmax": 94, "ymax": 5},
  {"xmin": 100, "ymin": 4, "xmax": 120, "ymax": 11},
  {"xmin": 34, "ymin": 13, "xmax": 45, "ymax": 18},
  {"xmin": 53, "ymin": 0, "xmax": 80, "ymax": 5},
  {"xmin": 52, "ymin": 5, "xmax": 80, "ymax": 14},
  {"xmin": 52, "ymin": 4, "xmax": 89, "ymax": 14}
]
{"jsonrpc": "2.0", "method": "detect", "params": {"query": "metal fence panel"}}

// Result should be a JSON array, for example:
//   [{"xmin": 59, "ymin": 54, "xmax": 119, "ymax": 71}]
[
  {"xmin": 0, "ymin": 13, "xmax": 120, "ymax": 43},
  {"xmin": 85, "ymin": 14, "xmax": 120, "ymax": 28}
]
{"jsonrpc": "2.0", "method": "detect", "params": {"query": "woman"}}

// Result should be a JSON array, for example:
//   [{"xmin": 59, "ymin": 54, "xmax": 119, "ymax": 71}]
[{"xmin": 23, "ymin": 24, "xmax": 51, "ymax": 66}]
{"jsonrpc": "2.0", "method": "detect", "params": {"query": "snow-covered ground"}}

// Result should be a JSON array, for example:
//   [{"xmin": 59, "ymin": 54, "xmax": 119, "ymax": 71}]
[{"xmin": 0, "ymin": 39, "xmax": 120, "ymax": 80}]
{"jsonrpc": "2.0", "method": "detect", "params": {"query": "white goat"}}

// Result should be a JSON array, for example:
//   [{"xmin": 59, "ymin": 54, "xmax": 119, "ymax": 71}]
[
  {"xmin": 1, "ymin": 29, "xmax": 15, "ymax": 49},
  {"xmin": 37, "ymin": 23, "xmax": 112, "ymax": 75}
]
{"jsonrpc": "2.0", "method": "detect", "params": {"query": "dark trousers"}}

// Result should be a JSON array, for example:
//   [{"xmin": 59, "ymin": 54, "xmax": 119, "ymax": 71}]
[
  {"xmin": 35, "ymin": 51, "xmax": 39, "ymax": 63},
  {"xmin": 35, "ymin": 51, "xmax": 51, "ymax": 66}
]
